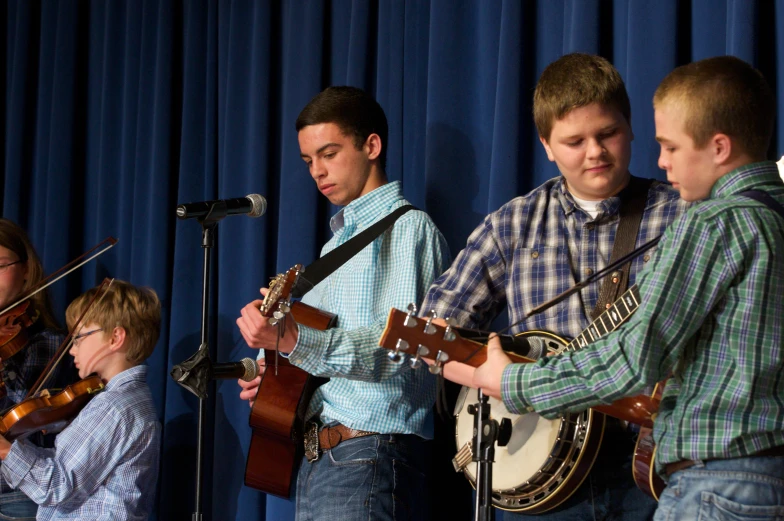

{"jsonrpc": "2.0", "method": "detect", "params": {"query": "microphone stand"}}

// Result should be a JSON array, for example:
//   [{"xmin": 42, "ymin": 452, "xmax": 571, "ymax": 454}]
[
  {"xmin": 172, "ymin": 201, "xmax": 232, "ymax": 521},
  {"xmin": 469, "ymin": 389, "xmax": 511, "ymax": 521}
]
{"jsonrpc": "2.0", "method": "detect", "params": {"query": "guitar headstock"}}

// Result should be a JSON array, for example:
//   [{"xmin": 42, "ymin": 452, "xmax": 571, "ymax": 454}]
[
  {"xmin": 379, "ymin": 304, "xmax": 489, "ymax": 374},
  {"xmin": 259, "ymin": 264, "xmax": 304, "ymax": 318}
]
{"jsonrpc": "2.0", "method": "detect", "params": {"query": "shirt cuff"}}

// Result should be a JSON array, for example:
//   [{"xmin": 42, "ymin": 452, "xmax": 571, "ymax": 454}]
[
  {"xmin": 500, "ymin": 363, "xmax": 536, "ymax": 415},
  {"xmin": 1, "ymin": 440, "xmax": 37, "ymax": 489},
  {"xmin": 287, "ymin": 325, "xmax": 330, "ymax": 372}
]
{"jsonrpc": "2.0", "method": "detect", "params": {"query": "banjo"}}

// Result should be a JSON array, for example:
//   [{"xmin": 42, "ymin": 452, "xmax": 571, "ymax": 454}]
[{"xmin": 379, "ymin": 285, "xmax": 658, "ymax": 513}]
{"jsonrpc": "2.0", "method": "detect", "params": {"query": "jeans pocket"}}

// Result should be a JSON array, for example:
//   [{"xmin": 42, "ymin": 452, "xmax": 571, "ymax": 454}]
[
  {"xmin": 327, "ymin": 436, "xmax": 377, "ymax": 466},
  {"xmin": 698, "ymin": 491, "xmax": 784, "ymax": 521}
]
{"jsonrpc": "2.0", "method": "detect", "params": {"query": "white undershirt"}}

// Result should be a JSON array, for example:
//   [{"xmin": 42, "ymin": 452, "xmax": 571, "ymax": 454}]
[{"xmin": 571, "ymin": 195, "xmax": 602, "ymax": 220}]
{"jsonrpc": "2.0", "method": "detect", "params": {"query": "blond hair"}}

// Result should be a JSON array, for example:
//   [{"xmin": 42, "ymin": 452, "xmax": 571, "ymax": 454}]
[
  {"xmin": 66, "ymin": 280, "xmax": 161, "ymax": 364},
  {"xmin": 534, "ymin": 53, "xmax": 631, "ymax": 140},
  {"xmin": 653, "ymin": 56, "xmax": 774, "ymax": 159}
]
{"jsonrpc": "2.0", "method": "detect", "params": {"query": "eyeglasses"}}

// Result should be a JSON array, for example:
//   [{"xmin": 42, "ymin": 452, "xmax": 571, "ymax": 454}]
[
  {"xmin": 73, "ymin": 328, "xmax": 103, "ymax": 346},
  {"xmin": 0, "ymin": 260, "xmax": 22, "ymax": 273}
]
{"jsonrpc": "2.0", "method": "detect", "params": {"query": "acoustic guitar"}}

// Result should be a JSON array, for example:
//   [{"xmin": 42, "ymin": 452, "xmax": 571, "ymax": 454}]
[
  {"xmin": 244, "ymin": 265, "xmax": 337, "ymax": 498},
  {"xmin": 631, "ymin": 380, "xmax": 667, "ymax": 499}
]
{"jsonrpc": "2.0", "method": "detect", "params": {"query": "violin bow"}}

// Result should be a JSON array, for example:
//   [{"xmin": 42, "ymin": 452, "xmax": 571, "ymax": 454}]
[
  {"xmin": 0, "ymin": 237, "xmax": 118, "ymax": 317},
  {"xmin": 26, "ymin": 278, "xmax": 115, "ymax": 399}
]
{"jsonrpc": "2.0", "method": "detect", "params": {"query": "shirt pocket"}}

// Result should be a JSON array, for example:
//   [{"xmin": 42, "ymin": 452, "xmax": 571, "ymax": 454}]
[{"xmin": 509, "ymin": 246, "xmax": 574, "ymax": 331}]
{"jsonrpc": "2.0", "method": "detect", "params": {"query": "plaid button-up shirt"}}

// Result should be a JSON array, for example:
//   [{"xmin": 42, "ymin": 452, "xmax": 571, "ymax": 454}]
[
  {"xmin": 2, "ymin": 365, "xmax": 160, "ymax": 520},
  {"xmin": 285, "ymin": 181, "xmax": 451, "ymax": 437},
  {"xmin": 501, "ymin": 163, "xmax": 784, "ymax": 475},
  {"xmin": 422, "ymin": 176, "xmax": 686, "ymax": 339}
]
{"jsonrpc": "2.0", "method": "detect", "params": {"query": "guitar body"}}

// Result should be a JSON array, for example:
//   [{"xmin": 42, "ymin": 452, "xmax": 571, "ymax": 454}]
[
  {"xmin": 632, "ymin": 380, "xmax": 667, "ymax": 500},
  {"xmin": 243, "ymin": 274, "xmax": 337, "ymax": 497}
]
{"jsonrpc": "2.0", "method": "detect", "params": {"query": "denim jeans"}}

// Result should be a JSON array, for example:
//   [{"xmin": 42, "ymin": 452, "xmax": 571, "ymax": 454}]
[
  {"xmin": 654, "ymin": 455, "xmax": 784, "ymax": 521},
  {"xmin": 0, "ymin": 491, "xmax": 37, "ymax": 521},
  {"xmin": 295, "ymin": 433, "xmax": 430, "ymax": 521}
]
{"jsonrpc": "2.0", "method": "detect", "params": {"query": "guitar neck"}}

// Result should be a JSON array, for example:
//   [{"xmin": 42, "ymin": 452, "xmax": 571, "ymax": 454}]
[{"xmin": 564, "ymin": 285, "xmax": 641, "ymax": 352}]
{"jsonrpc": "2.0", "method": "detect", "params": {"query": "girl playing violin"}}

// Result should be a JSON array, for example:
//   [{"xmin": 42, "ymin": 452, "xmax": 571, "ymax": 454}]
[{"xmin": 0, "ymin": 219, "xmax": 70, "ymax": 520}]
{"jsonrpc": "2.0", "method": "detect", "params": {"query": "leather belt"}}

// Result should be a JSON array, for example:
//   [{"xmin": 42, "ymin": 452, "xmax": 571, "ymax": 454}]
[
  {"xmin": 304, "ymin": 422, "xmax": 377, "ymax": 462},
  {"xmin": 665, "ymin": 444, "xmax": 784, "ymax": 477}
]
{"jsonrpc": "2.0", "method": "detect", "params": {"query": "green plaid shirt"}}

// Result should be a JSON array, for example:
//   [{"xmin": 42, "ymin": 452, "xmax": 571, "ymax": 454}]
[{"xmin": 501, "ymin": 161, "xmax": 784, "ymax": 474}]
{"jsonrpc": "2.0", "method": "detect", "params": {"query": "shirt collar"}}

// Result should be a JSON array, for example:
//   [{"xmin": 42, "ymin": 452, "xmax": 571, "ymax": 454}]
[
  {"xmin": 555, "ymin": 175, "xmax": 633, "ymax": 219},
  {"xmin": 105, "ymin": 364, "xmax": 148, "ymax": 392},
  {"xmin": 711, "ymin": 161, "xmax": 781, "ymax": 198},
  {"xmin": 329, "ymin": 181, "xmax": 403, "ymax": 233}
]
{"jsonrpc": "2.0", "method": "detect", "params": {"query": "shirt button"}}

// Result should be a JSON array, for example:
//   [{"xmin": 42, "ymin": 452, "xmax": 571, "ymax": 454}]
[
  {"xmin": 643, "ymin": 254, "xmax": 651, "ymax": 262},
  {"xmin": 585, "ymin": 268, "xmax": 593, "ymax": 276},
  {"xmin": 585, "ymin": 224, "xmax": 594, "ymax": 231},
  {"xmin": 531, "ymin": 251, "xmax": 539, "ymax": 259}
]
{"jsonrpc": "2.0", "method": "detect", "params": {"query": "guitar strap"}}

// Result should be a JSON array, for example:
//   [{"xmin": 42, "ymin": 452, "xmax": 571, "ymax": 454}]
[
  {"xmin": 291, "ymin": 205, "xmax": 415, "ymax": 299},
  {"xmin": 740, "ymin": 190, "xmax": 784, "ymax": 220},
  {"xmin": 590, "ymin": 177, "xmax": 653, "ymax": 320}
]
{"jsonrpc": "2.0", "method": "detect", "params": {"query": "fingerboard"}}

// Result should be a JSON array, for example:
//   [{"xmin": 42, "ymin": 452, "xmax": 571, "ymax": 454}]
[{"xmin": 561, "ymin": 284, "xmax": 641, "ymax": 353}]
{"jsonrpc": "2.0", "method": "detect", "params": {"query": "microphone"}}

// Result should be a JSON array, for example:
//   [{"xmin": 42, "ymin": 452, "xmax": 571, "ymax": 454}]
[
  {"xmin": 211, "ymin": 357, "xmax": 260, "ymax": 382},
  {"xmin": 176, "ymin": 194, "xmax": 267, "ymax": 220}
]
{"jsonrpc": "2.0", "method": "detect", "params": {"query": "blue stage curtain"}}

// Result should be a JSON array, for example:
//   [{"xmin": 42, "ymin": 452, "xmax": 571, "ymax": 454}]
[{"xmin": 3, "ymin": 1, "xmax": 783, "ymax": 520}]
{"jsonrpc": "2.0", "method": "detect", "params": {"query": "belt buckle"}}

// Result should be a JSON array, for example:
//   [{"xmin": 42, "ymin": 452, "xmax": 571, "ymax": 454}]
[{"xmin": 304, "ymin": 422, "xmax": 320, "ymax": 463}]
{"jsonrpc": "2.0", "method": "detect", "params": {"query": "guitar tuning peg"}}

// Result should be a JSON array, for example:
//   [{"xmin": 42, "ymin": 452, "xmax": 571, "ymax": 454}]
[
  {"xmin": 278, "ymin": 302, "xmax": 291, "ymax": 314},
  {"xmin": 427, "ymin": 351, "xmax": 450, "ymax": 375},
  {"xmin": 423, "ymin": 310, "xmax": 438, "ymax": 335},
  {"xmin": 409, "ymin": 344, "xmax": 430, "ymax": 369},
  {"xmin": 443, "ymin": 317, "xmax": 457, "ymax": 342},
  {"xmin": 404, "ymin": 303, "xmax": 418, "ymax": 328},
  {"xmin": 387, "ymin": 339, "xmax": 409, "ymax": 363}
]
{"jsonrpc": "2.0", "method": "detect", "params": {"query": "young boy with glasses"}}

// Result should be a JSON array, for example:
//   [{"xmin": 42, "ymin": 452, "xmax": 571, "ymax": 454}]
[{"xmin": 0, "ymin": 280, "xmax": 162, "ymax": 521}]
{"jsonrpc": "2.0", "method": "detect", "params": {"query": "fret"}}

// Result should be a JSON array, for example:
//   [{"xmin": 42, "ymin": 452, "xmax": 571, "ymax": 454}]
[
  {"xmin": 595, "ymin": 319, "xmax": 608, "ymax": 336},
  {"xmin": 586, "ymin": 327, "xmax": 596, "ymax": 342}
]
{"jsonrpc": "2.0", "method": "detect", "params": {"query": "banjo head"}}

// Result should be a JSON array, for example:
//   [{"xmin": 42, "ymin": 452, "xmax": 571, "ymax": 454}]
[{"xmin": 453, "ymin": 330, "xmax": 605, "ymax": 513}]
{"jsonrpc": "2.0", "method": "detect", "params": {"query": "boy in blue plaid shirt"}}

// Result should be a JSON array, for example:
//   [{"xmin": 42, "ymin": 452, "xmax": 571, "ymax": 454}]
[
  {"xmin": 0, "ymin": 280, "xmax": 162, "ymax": 521},
  {"xmin": 422, "ymin": 53, "xmax": 688, "ymax": 520}
]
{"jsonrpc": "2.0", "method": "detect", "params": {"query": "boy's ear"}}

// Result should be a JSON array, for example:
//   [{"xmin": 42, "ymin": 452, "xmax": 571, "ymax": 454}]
[
  {"xmin": 108, "ymin": 326, "xmax": 127, "ymax": 353},
  {"xmin": 711, "ymin": 133, "xmax": 732, "ymax": 166},
  {"xmin": 364, "ymin": 133, "xmax": 382, "ymax": 161},
  {"xmin": 539, "ymin": 136, "xmax": 556, "ymax": 162}
]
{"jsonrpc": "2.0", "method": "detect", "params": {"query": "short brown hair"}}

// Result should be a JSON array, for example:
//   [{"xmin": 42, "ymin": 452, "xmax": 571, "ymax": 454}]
[
  {"xmin": 66, "ymin": 280, "xmax": 161, "ymax": 365},
  {"xmin": 295, "ymin": 86, "xmax": 389, "ymax": 170},
  {"xmin": 653, "ymin": 56, "xmax": 774, "ymax": 159},
  {"xmin": 534, "ymin": 53, "xmax": 631, "ymax": 140}
]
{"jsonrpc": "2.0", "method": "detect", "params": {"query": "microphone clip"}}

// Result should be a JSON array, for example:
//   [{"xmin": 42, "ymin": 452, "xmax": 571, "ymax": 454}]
[{"xmin": 170, "ymin": 345, "xmax": 212, "ymax": 399}]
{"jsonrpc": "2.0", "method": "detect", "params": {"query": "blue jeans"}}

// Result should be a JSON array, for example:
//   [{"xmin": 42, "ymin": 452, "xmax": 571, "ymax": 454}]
[
  {"xmin": 654, "ymin": 455, "xmax": 784, "ymax": 521},
  {"xmin": 499, "ymin": 421, "xmax": 657, "ymax": 521},
  {"xmin": 295, "ymin": 434, "xmax": 430, "ymax": 521},
  {"xmin": 0, "ymin": 491, "xmax": 37, "ymax": 521}
]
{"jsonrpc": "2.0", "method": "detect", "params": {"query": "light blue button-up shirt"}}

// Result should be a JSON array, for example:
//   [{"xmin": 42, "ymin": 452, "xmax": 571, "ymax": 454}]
[{"xmin": 284, "ymin": 181, "xmax": 450, "ymax": 438}]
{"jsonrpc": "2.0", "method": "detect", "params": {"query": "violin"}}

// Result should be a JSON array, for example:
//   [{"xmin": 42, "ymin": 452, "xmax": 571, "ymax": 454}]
[
  {"xmin": 0, "ymin": 375, "xmax": 105, "ymax": 441},
  {"xmin": 0, "ymin": 300, "xmax": 42, "ymax": 359},
  {"xmin": 0, "ymin": 301, "xmax": 44, "ymax": 400}
]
